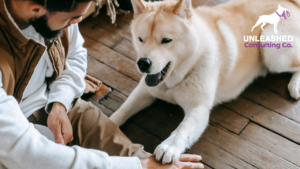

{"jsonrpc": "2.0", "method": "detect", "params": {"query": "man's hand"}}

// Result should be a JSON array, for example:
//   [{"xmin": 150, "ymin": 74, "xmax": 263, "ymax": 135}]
[
  {"xmin": 47, "ymin": 102, "xmax": 73, "ymax": 145},
  {"xmin": 140, "ymin": 154, "xmax": 204, "ymax": 169}
]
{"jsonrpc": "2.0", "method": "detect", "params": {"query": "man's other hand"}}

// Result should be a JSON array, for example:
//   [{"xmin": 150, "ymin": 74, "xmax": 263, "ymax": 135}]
[
  {"xmin": 141, "ymin": 154, "xmax": 204, "ymax": 169},
  {"xmin": 47, "ymin": 102, "xmax": 73, "ymax": 145}
]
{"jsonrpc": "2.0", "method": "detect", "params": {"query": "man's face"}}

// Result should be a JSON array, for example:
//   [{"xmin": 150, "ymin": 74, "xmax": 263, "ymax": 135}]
[{"xmin": 29, "ymin": 2, "xmax": 92, "ymax": 40}]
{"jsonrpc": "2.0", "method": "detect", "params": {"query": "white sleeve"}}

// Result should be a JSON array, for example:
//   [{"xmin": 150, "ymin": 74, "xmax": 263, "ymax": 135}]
[
  {"xmin": 0, "ymin": 72, "xmax": 142, "ymax": 169},
  {"xmin": 46, "ymin": 24, "xmax": 87, "ymax": 113}
]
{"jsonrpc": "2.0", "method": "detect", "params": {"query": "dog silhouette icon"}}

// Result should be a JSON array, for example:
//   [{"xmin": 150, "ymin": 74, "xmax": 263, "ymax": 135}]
[{"xmin": 251, "ymin": 4, "xmax": 290, "ymax": 34}]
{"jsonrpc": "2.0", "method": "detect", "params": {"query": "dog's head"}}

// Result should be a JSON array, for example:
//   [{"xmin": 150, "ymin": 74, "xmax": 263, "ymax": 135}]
[
  {"xmin": 277, "ymin": 4, "xmax": 288, "ymax": 13},
  {"xmin": 131, "ymin": 0, "xmax": 198, "ymax": 87}
]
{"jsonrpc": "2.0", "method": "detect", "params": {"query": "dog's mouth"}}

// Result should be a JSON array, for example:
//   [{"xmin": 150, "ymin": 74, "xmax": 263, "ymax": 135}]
[{"xmin": 145, "ymin": 62, "xmax": 171, "ymax": 87}]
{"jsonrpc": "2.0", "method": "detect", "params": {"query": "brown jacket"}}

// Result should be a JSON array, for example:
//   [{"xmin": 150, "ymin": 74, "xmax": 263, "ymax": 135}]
[{"xmin": 0, "ymin": 0, "xmax": 101, "ymax": 103}]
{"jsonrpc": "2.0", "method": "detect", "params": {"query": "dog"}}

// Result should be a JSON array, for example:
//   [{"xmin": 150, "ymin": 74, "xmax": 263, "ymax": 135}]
[
  {"xmin": 110, "ymin": 0, "xmax": 300, "ymax": 164},
  {"xmin": 252, "ymin": 4, "xmax": 289, "ymax": 34}
]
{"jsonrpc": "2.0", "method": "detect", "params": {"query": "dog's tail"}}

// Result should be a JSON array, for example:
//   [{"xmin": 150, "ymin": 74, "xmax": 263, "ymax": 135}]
[{"xmin": 290, "ymin": 0, "xmax": 300, "ymax": 8}]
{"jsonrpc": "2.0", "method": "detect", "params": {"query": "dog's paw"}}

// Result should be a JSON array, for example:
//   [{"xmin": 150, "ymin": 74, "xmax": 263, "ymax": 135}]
[
  {"xmin": 288, "ymin": 79, "xmax": 300, "ymax": 100},
  {"xmin": 153, "ymin": 142, "xmax": 182, "ymax": 164}
]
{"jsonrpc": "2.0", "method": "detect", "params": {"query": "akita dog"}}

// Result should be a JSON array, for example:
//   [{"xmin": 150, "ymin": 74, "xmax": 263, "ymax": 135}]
[
  {"xmin": 252, "ymin": 4, "xmax": 289, "ymax": 34},
  {"xmin": 110, "ymin": 0, "xmax": 300, "ymax": 164}
]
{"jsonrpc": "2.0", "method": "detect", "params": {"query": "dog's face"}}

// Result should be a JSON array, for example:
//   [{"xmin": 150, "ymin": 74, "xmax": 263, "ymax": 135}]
[
  {"xmin": 278, "ymin": 4, "xmax": 288, "ymax": 13},
  {"xmin": 131, "ymin": 0, "xmax": 198, "ymax": 87}
]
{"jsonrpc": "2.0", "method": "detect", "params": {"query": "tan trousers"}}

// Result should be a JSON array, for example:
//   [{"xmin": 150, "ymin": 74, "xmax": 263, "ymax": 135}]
[{"xmin": 28, "ymin": 98, "xmax": 151, "ymax": 159}]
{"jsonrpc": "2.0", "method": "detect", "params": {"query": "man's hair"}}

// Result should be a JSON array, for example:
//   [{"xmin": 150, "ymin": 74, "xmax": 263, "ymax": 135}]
[{"xmin": 33, "ymin": 0, "xmax": 92, "ymax": 13}]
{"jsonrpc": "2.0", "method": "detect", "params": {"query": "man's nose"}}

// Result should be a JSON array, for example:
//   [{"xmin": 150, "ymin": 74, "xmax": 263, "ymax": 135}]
[{"xmin": 137, "ymin": 58, "xmax": 152, "ymax": 73}]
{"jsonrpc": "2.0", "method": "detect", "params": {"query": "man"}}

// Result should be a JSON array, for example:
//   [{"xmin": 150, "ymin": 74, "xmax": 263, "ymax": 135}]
[{"xmin": 0, "ymin": 0, "xmax": 204, "ymax": 168}]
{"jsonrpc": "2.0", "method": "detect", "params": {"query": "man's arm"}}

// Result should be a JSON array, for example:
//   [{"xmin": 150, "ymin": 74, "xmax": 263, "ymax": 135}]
[
  {"xmin": 45, "ymin": 24, "xmax": 88, "ymax": 144},
  {"xmin": 0, "ymin": 71, "xmax": 143, "ymax": 169},
  {"xmin": 46, "ymin": 23, "xmax": 87, "ymax": 113}
]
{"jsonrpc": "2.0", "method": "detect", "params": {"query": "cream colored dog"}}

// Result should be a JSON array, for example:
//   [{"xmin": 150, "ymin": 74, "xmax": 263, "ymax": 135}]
[{"xmin": 110, "ymin": 0, "xmax": 300, "ymax": 164}]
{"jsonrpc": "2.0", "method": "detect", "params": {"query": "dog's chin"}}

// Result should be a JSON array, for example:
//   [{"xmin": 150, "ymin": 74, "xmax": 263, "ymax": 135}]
[{"xmin": 145, "ymin": 62, "xmax": 171, "ymax": 87}]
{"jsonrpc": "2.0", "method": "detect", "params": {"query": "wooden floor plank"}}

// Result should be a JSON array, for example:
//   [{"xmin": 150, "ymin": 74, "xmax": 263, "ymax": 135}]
[
  {"xmin": 84, "ymin": 11, "xmax": 132, "ymax": 41},
  {"xmin": 84, "ymin": 36, "xmax": 142, "ymax": 82},
  {"xmin": 242, "ymin": 84, "xmax": 300, "ymax": 123},
  {"xmin": 210, "ymin": 106, "xmax": 249, "ymax": 134},
  {"xmin": 126, "ymin": 99, "xmax": 297, "ymax": 168},
  {"xmin": 120, "ymin": 98, "xmax": 293, "ymax": 168},
  {"xmin": 127, "ymin": 100, "xmax": 183, "ymax": 140},
  {"xmin": 113, "ymin": 38, "xmax": 137, "ymax": 61},
  {"xmin": 108, "ymin": 90, "xmax": 127, "ymax": 103},
  {"xmin": 240, "ymin": 122, "xmax": 300, "ymax": 167},
  {"xmin": 100, "ymin": 97, "xmax": 122, "ymax": 112},
  {"xmin": 122, "ymin": 121, "xmax": 212, "ymax": 169},
  {"xmin": 121, "ymin": 100, "xmax": 252, "ymax": 168},
  {"xmin": 223, "ymin": 97, "xmax": 300, "ymax": 144},
  {"xmin": 79, "ymin": 20, "xmax": 123, "ymax": 48},
  {"xmin": 203, "ymin": 124, "xmax": 299, "ymax": 169},
  {"xmin": 102, "ymin": 92, "xmax": 249, "ymax": 135},
  {"xmin": 187, "ymin": 139, "xmax": 257, "ymax": 169},
  {"xmin": 204, "ymin": 164, "xmax": 213, "ymax": 169},
  {"xmin": 87, "ymin": 56, "xmax": 138, "ymax": 96},
  {"xmin": 89, "ymin": 99, "xmax": 114, "ymax": 117},
  {"xmin": 121, "ymin": 122, "xmax": 162, "ymax": 153},
  {"xmin": 99, "ymin": 90, "xmax": 127, "ymax": 112},
  {"xmin": 255, "ymin": 73, "xmax": 292, "ymax": 100}
]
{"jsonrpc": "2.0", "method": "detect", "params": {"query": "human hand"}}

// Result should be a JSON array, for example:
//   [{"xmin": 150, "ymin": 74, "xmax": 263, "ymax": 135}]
[
  {"xmin": 140, "ymin": 154, "xmax": 204, "ymax": 169},
  {"xmin": 47, "ymin": 102, "xmax": 73, "ymax": 145}
]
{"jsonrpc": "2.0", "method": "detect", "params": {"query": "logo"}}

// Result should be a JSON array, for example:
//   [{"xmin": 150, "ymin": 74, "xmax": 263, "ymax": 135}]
[
  {"xmin": 244, "ymin": 4, "xmax": 292, "ymax": 49},
  {"xmin": 251, "ymin": 4, "xmax": 290, "ymax": 34}
]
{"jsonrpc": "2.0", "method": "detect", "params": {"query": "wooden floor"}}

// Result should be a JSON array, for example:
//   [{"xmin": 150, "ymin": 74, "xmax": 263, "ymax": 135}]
[{"xmin": 79, "ymin": 1, "xmax": 300, "ymax": 168}]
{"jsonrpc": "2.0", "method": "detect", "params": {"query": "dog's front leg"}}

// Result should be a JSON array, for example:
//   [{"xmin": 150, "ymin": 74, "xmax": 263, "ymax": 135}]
[
  {"xmin": 154, "ymin": 105, "xmax": 210, "ymax": 164},
  {"xmin": 110, "ymin": 80, "xmax": 155, "ymax": 126}
]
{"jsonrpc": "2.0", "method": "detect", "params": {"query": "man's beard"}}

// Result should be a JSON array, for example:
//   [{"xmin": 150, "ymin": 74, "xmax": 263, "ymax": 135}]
[{"xmin": 29, "ymin": 15, "xmax": 63, "ymax": 40}]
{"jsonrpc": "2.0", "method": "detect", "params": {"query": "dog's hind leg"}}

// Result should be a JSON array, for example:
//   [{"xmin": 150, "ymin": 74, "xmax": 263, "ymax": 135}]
[
  {"xmin": 261, "ymin": 22, "xmax": 267, "ymax": 30},
  {"xmin": 109, "ymin": 80, "xmax": 155, "ymax": 126},
  {"xmin": 261, "ymin": 20, "xmax": 300, "ymax": 99}
]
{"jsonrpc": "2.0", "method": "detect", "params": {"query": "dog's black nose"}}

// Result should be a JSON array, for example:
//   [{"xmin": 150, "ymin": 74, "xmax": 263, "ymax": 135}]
[{"xmin": 137, "ymin": 58, "xmax": 152, "ymax": 73}]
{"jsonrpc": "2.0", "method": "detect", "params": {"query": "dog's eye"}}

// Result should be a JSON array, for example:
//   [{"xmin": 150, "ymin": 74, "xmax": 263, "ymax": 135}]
[
  {"xmin": 161, "ymin": 38, "xmax": 172, "ymax": 44},
  {"xmin": 138, "ymin": 37, "xmax": 143, "ymax": 42}
]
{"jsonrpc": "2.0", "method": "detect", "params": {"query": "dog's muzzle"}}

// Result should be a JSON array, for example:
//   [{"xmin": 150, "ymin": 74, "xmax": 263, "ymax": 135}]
[{"xmin": 145, "ymin": 62, "xmax": 171, "ymax": 87}]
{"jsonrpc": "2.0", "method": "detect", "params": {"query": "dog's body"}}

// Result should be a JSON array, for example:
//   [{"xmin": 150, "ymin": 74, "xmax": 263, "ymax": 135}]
[{"xmin": 110, "ymin": 0, "xmax": 300, "ymax": 163}]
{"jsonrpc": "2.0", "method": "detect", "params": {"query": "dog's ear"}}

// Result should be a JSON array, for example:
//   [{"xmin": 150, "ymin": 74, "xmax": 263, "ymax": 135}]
[
  {"xmin": 132, "ymin": 0, "xmax": 146, "ymax": 14},
  {"xmin": 173, "ymin": 0, "xmax": 193, "ymax": 18},
  {"xmin": 278, "ymin": 4, "xmax": 281, "ymax": 8}
]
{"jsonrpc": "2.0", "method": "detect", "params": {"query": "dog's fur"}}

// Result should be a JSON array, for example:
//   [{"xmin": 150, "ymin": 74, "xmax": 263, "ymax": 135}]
[{"xmin": 110, "ymin": 0, "xmax": 300, "ymax": 164}]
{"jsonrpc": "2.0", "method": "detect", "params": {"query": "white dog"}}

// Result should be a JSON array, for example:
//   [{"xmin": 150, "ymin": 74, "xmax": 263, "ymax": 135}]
[
  {"xmin": 110, "ymin": 0, "xmax": 300, "ymax": 164},
  {"xmin": 252, "ymin": 4, "xmax": 289, "ymax": 34}
]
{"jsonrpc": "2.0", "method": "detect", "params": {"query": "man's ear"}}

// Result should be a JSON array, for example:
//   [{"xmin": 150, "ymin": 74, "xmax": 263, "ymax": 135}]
[
  {"xmin": 131, "ymin": 0, "xmax": 146, "ymax": 14},
  {"xmin": 173, "ymin": 0, "xmax": 193, "ymax": 18},
  {"xmin": 27, "ymin": 1, "xmax": 47, "ymax": 18}
]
